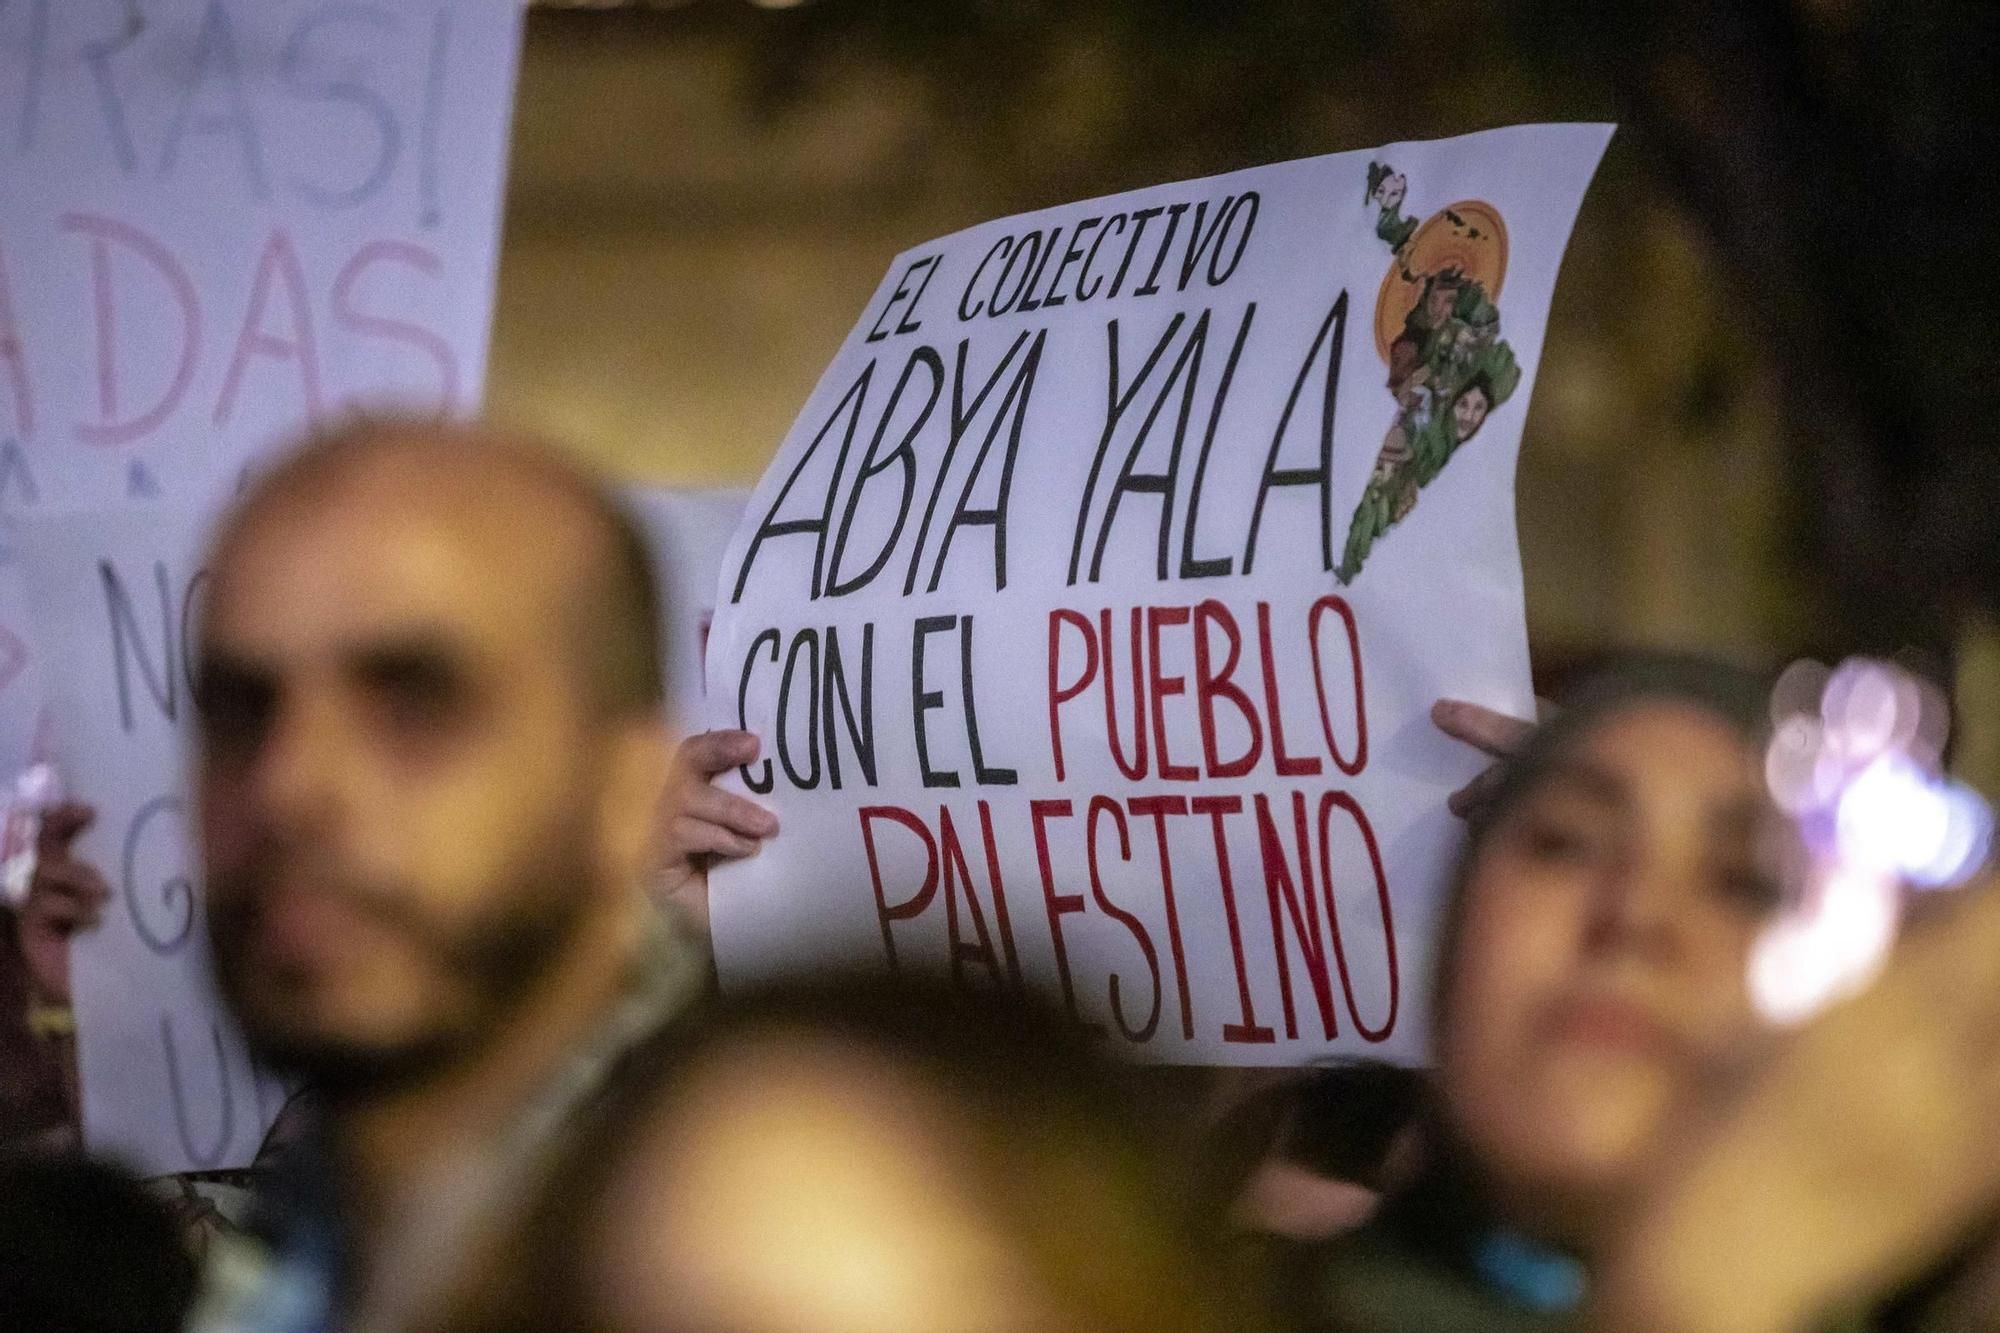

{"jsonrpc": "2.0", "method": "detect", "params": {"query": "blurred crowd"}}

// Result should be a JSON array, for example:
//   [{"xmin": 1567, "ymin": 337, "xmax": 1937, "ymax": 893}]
[{"xmin": 3, "ymin": 418, "xmax": 1997, "ymax": 1333}]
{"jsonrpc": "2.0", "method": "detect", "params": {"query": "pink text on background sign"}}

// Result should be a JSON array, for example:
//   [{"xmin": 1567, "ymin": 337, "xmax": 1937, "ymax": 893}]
[{"xmin": 0, "ymin": 220, "xmax": 458, "ymax": 448}]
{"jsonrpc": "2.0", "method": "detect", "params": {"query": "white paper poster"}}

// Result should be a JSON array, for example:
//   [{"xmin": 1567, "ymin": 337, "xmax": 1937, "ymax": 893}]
[
  {"xmin": 628, "ymin": 487, "xmax": 751, "ymax": 739},
  {"xmin": 14, "ymin": 506, "xmax": 281, "ymax": 1172},
  {"xmin": 708, "ymin": 125, "xmax": 1613, "ymax": 1065},
  {"xmin": 0, "ymin": 0, "xmax": 524, "ymax": 773},
  {"xmin": 1, "ymin": 0, "xmax": 525, "ymax": 1172}
]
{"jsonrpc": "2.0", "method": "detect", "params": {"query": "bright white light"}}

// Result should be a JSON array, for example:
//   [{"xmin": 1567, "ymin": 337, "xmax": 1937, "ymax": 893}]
[
  {"xmin": 1903, "ymin": 785, "xmax": 1995, "ymax": 888},
  {"xmin": 1755, "ymin": 655, "xmax": 1993, "ymax": 1025},
  {"xmin": 1751, "ymin": 864, "xmax": 1900, "ymax": 1025},
  {"xmin": 1836, "ymin": 757, "xmax": 1945, "ymax": 876},
  {"xmin": 1829, "ymin": 756, "xmax": 1992, "ymax": 889}
]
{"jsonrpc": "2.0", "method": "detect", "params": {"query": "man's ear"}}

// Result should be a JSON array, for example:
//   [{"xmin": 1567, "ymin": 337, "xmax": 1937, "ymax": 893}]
[{"xmin": 599, "ymin": 714, "xmax": 674, "ymax": 894}]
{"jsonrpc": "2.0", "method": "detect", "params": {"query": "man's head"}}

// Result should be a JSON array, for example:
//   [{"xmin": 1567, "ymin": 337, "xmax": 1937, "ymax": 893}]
[{"xmin": 196, "ymin": 417, "xmax": 669, "ymax": 1096}]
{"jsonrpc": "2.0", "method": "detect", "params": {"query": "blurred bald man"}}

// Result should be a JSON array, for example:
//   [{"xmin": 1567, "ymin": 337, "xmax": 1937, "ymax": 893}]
[{"xmin": 184, "ymin": 418, "xmax": 708, "ymax": 1333}]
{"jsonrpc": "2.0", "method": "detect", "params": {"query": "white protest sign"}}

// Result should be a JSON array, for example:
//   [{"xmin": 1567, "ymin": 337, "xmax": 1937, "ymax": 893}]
[
  {"xmin": 0, "ymin": 0, "xmax": 525, "ymax": 1171},
  {"xmin": 0, "ymin": 0, "xmax": 525, "ymax": 779},
  {"xmin": 709, "ymin": 125, "xmax": 1612, "ymax": 1065},
  {"xmin": 627, "ymin": 487, "xmax": 751, "ymax": 738},
  {"xmin": 12, "ymin": 506, "xmax": 289, "ymax": 1172},
  {"xmin": 0, "ymin": 541, "xmax": 44, "ymax": 778}
]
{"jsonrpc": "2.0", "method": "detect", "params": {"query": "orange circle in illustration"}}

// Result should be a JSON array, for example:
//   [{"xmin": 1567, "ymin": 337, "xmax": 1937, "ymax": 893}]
[{"xmin": 1374, "ymin": 201, "xmax": 1509, "ymax": 364}]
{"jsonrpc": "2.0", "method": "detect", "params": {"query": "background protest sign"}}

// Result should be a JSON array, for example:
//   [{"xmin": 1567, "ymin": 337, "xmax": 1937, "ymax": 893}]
[
  {"xmin": 0, "ymin": 0, "xmax": 525, "ymax": 1172},
  {"xmin": 0, "ymin": 544, "xmax": 44, "ymax": 787},
  {"xmin": 13, "ymin": 505, "xmax": 290, "ymax": 1173},
  {"xmin": 708, "ymin": 124, "xmax": 1612, "ymax": 1065},
  {"xmin": 0, "ymin": 0, "xmax": 525, "ymax": 778},
  {"xmin": 628, "ymin": 487, "xmax": 751, "ymax": 739}
]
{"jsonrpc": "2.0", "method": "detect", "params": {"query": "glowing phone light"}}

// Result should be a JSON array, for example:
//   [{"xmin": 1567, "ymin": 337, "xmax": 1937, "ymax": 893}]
[{"xmin": 1750, "ymin": 658, "xmax": 1992, "ymax": 1025}]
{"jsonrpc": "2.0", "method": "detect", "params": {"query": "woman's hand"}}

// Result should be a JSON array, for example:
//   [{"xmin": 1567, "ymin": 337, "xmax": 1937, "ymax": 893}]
[
  {"xmin": 1593, "ymin": 874, "xmax": 2000, "ymax": 1333},
  {"xmin": 15, "ymin": 803, "xmax": 110, "ymax": 1006},
  {"xmin": 657, "ymin": 731, "xmax": 779, "ymax": 934}
]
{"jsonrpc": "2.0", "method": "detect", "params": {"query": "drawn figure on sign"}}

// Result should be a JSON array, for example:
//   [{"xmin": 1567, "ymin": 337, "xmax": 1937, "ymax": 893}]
[
  {"xmin": 1366, "ymin": 163, "xmax": 1417, "ymax": 253},
  {"xmin": 1337, "ymin": 168, "xmax": 1522, "ymax": 585}
]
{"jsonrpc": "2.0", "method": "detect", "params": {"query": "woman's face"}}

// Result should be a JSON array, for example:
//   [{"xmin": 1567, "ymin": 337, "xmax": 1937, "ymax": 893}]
[
  {"xmin": 1437, "ymin": 702, "xmax": 1787, "ymax": 1244},
  {"xmin": 1451, "ymin": 386, "xmax": 1491, "ymax": 441}
]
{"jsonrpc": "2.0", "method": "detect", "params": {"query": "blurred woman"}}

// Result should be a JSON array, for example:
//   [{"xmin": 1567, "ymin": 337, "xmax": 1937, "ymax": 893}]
[
  {"xmin": 1298, "ymin": 655, "xmax": 1793, "ymax": 1329},
  {"xmin": 445, "ymin": 978, "xmax": 1269, "ymax": 1333}
]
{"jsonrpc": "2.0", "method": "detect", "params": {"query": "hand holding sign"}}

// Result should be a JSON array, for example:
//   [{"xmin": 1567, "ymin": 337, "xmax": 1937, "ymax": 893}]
[
  {"xmin": 15, "ymin": 802, "xmax": 110, "ymax": 1007},
  {"xmin": 1432, "ymin": 698, "xmax": 1544, "ymax": 817},
  {"xmin": 660, "ymin": 730, "xmax": 780, "ymax": 933}
]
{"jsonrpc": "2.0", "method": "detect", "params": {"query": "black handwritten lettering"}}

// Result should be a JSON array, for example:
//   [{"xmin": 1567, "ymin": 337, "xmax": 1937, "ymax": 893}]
[
  {"xmin": 162, "ymin": 1013, "xmax": 234, "ymax": 1168},
  {"xmin": 775, "ymin": 629, "xmax": 822, "ymax": 789},
  {"xmin": 825, "ymin": 347, "xmax": 941, "ymax": 598},
  {"xmin": 958, "ymin": 615, "xmax": 1016, "ymax": 786},
  {"xmin": 1085, "ymin": 310, "xmax": 1213, "ymax": 582},
  {"xmin": 1068, "ymin": 313, "xmax": 1186, "ymax": 585},
  {"xmin": 102, "ymin": 558, "xmax": 179, "ymax": 732},
  {"xmin": 731, "ymin": 363, "xmax": 872, "ymax": 603},
  {"xmin": 1179, "ymin": 303, "xmax": 1257, "ymax": 578},
  {"xmin": 911, "ymin": 615, "xmax": 958, "ymax": 789},
  {"xmin": 123, "ymin": 794, "xmax": 194, "ymax": 955},
  {"xmin": 902, "ymin": 332, "xmax": 1037, "ymax": 597},
  {"xmin": 915, "ymin": 331, "xmax": 1044, "ymax": 595},
  {"xmin": 1245, "ymin": 290, "xmax": 1347, "ymax": 573},
  {"xmin": 822, "ymin": 623, "xmax": 877, "ymax": 789},
  {"xmin": 735, "ymin": 629, "xmax": 780, "ymax": 793}
]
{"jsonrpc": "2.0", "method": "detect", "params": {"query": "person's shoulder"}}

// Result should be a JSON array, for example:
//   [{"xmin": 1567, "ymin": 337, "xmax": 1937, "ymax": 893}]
[
  {"xmin": 1283, "ymin": 1219, "xmax": 1496, "ymax": 1333},
  {"xmin": 1282, "ymin": 1203, "xmax": 1574, "ymax": 1333}
]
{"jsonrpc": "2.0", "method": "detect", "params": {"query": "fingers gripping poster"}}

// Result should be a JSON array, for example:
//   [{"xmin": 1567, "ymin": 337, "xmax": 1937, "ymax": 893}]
[{"xmin": 708, "ymin": 125, "xmax": 1612, "ymax": 1065}]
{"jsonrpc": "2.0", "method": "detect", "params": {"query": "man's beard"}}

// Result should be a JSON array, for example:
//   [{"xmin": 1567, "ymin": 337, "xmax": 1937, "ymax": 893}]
[{"xmin": 207, "ymin": 820, "xmax": 598, "ymax": 1102}]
